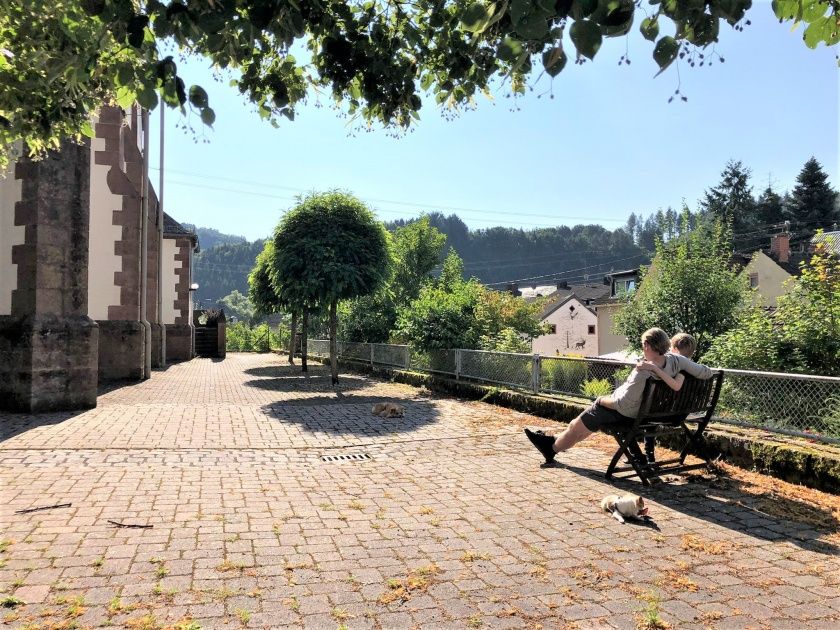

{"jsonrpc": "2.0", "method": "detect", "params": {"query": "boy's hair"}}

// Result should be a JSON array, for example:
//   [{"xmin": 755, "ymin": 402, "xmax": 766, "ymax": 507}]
[
  {"xmin": 670, "ymin": 332, "xmax": 697, "ymax": 358},
  {"xmin": 641, "ymin": 328, "xmax": 670, "ymax": 355}
]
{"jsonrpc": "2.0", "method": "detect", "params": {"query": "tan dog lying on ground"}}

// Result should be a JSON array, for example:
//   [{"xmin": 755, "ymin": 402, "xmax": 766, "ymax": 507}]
[
  {"xmin": 600, "ymin": 493, "xmax": 649, "ymax": 524},
  {"xmin": 372, "ymin": 402, "xmax": 405, "ymax": 418}
]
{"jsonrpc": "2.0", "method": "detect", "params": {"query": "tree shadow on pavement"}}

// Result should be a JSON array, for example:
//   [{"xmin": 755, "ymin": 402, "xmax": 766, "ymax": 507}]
[
  {"xmin": 0, "ymin": 410, "xmax": 86, "ymax": 444},
  {"xmin": 557, "ymin": 462, "xmax": 840, "ymax": 556},
  {"xmin": 259, "ymin": 398, "xmax": 441, "ymax": 437}
]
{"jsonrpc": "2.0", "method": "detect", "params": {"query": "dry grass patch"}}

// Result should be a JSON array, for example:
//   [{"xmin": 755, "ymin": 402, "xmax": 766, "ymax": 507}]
[
  {"xmin": 419, "ymin": 506, "xmax": 434, "ymax": 515},
  {"xmin": 331, "ymin": 608, "xmax": 351, "ymax": 621},
  {"xmin": 570, "ymin": 563, "xmax": 613, "ymax": 589},
  {"xmin": 680, "ymin": 534, "xmax": 737, "ymax": 556},
  {"xmin": 125, "ymin": 615, "xmax": 161, "ymax": 630},
  {"xmin": 348, "ymin": 499, "xmax": 365, "ymax": 511},
  {"xmin": 378, "ymin": 563, "xmax": 440, "ymax": 605},
  {"xmin": 460, "ymin": 550, "xmax": 490, "ymax": 563},
  {"xmin": 216, "ymin": 559, "xmax": 250, "ymax": 573},
  {"xmin": 696, "ymin": 610, "xmax": 723, "ymax": 624}
]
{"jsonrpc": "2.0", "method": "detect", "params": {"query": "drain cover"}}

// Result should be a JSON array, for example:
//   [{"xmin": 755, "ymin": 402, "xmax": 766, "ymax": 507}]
[{"xmin": 321, "ymin": 453, "xmax": 372, "ymax": 463}]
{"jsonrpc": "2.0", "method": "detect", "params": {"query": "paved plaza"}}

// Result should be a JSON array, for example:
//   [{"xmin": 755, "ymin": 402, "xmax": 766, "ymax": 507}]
[{"xmin": 1, "ymin": 353, "xmax": 839, "ymax": 629}]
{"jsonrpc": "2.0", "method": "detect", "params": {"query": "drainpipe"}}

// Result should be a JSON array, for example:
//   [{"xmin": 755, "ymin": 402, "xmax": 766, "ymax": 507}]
[
  {"xmin": 140, "ymin": 107, "xmax": 152, "ymax": 379},
  {"xmin": 158, "ymin": 105, "xmax": 166, "ymax": 366}
]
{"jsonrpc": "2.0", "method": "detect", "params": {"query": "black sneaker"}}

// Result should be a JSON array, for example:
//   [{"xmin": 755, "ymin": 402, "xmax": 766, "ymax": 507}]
[{"xmin": 524, "ymin": 428, "xmax": 556, "ymax": 464}]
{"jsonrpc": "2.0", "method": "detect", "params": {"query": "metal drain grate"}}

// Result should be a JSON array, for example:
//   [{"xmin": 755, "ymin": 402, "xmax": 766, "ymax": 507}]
[{"xmin": 321, "ymin": 452, "xmax": 372, "ymax": 463}]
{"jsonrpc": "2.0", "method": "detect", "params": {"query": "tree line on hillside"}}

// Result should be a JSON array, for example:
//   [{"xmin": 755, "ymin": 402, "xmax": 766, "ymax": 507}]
[{"xmin": 627, "ymin": 157, "xmax": 839, "ymax": 253}]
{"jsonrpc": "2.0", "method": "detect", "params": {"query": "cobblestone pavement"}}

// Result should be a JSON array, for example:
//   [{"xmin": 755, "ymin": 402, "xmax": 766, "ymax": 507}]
[{"xmin": 1, "ymin": 354, "xmax": 839, "ymax": 629}]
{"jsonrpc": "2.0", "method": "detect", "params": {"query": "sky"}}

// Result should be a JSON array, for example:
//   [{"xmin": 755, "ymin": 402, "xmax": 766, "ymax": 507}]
[{"xmin": 147, "ymin": 8, "xmax": 839, "ymax": 243}]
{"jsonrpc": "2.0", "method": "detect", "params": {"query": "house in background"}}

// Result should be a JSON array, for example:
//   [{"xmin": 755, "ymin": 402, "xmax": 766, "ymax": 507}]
[
  {"xmin": 162, "ymin": 214, "xmax": 199, "ymax": 361},
  {"xmin": 738, "ymin": 231, "xmax": 808, "ymax": 308},
  {"xmin": 0, "ymin": 105, "xmax": 198, "ymax": 412},
  {"xmin": 530, "ymin": 281, "xmax": 611, "ymax": 356},
  {"xmin": 592, "ymin": 269, "xmax": 640, "ymax": 358}
]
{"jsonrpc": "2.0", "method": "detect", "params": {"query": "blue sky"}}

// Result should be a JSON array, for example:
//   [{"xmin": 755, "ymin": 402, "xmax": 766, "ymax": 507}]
[{"xmin": 148, "ymin": 8, "xmax": 839, "ymax": 242}]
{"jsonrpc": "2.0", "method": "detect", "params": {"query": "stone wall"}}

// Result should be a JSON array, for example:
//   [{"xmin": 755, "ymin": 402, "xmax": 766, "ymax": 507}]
[
  {"xmin": 166, "ymin": 324, "xmax": 193, "ymax": 363},
  {"xmin": 0, "ymin": 141, "xmax": 98, "ymax": 412}
]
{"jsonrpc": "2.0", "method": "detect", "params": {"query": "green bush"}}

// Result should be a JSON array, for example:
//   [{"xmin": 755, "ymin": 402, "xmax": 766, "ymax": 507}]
[
  {"xmin": 580, "ymin": 378, "xmax": 613, "ymax": 399},
  {"xmin": 541, "ymin": 357, "xmax": 587, "ymax": 394},
  {"xmin": 226, "ymin": 322, "xmax": 284, "ymax": 352}
]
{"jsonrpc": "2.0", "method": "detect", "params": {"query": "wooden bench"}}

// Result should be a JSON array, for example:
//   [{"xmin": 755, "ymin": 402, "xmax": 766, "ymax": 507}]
[{"xmin": 605, "ymin": 370, "xmax": 725, "ymax": 486}]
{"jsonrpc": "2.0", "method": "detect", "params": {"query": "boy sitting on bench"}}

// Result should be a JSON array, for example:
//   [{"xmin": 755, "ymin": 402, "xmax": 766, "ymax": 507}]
[
  {"xmin": 525, "ymin": 328, "xmax": 713, "ymax": 465},
  {"xmin": 637, "ymin": 332, "xmax": 699, "ymax": 464}
]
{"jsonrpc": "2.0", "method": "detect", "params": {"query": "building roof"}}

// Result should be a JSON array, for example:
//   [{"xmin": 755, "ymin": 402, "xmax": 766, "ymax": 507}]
[
  {"xmin": 812, "ymin": 231, "xmax": 840, "ymax": 256},
  {"xmin": 539, "ymin": 283, "xmax": 611, "ymax": 319},
  {"xmin": 163, "ymin": 212, "xmax": 200, "ymax": 249}
]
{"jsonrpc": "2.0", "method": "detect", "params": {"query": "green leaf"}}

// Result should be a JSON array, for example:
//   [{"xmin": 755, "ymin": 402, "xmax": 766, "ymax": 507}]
[
  {"xmin": 137, "ymin": 87, "xmax": 158, "ymax": 110},
  {"xmin": 497, "ymin": 37, "xmax": 524, "ymax": 63},
  {"xmin": 571, "ymin": 0, "xmax": 598, "ymax": 20},
  {"xmin": 653, "ymin": 36, "xmax": 679, "ymax": 74},
  {"xmin": 771, "ymin": 0, "xmax": 800, "ymax": 21},
  {"xmin": 514, "ymin": 13, "xmax": 550, "ymax": 40},
  {"xmin": 80, "ymin": 121, "xmax": 94, "ymax": 138},
  {"xmin": 640, "ymin": 17, "xmax": 659, "ymax": 41},
  {"xmin": 420, "ymin": 73, "xmax": 433, "ymax": 91},
  {"xmin": 200, "ymin": 107, "xmax": 216, "ymax": 126},
  {"xmin": 188, "ymin": 85, "xmax": 208, "ymax": 108},
  {"xmin": 569, "ymin": 19, "xmax": 602, "ymax": 60},
  {"xmin": 803, "ymin": 16, "xmax": 838, "ymax": 48},
  {"xmin": 116, "ymin": 85, "xmax": 136, "ymax": 110},
  {"xmin": 542, "ymin": 46, "xmax": 567, "ymax": 76},
  {"xmin": 802, "ymin": 1, "xmax": 830, "ymax": 22},
  {"xmin": 461, "ymin": 2, "xmax": 493, "ymax": 32}
]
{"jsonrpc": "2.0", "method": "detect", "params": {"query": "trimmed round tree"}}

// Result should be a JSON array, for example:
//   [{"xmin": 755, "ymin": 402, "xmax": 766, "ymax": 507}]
[{"xmin": 271, "ymin": 192, "xmax": 390, "ymax": 384}]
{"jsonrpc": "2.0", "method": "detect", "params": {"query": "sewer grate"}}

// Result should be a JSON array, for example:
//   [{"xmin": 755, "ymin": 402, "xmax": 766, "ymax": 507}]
[{"xmin": 320, "ymin": 452, "xmax": 372, "ymax": 463}]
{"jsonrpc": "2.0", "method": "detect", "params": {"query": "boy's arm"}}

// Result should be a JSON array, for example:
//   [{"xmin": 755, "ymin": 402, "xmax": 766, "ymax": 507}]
[{"xmin": 674, "ymin": 355, "xmax": 713, "ymax": 380}]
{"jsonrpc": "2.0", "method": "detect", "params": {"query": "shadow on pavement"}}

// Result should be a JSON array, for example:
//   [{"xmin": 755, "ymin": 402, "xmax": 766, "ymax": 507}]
[
  {"xmin": 555, "ymin": 462, "xmax": 839, "ymax": 556},
  {"xmin": 0, "ymin": 409, "xmax": 86, "ymax": 444}
]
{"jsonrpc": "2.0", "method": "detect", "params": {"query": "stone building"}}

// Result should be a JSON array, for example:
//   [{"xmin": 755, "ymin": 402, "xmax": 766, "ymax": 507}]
[{"xmin": 0, "ymin": 105, "xmax": 197, "ymax": 412}]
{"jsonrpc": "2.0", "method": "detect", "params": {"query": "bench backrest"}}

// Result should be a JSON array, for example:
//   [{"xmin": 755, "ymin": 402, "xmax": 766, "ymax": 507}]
[{"xmin": 637, "ymin": 370, "xmax": 724, "ymax": 420}]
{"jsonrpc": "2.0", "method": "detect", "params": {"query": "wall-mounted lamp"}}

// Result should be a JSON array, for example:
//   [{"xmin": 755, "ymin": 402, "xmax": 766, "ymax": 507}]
[{"xmin": 189, "ymin": 283, "xmax": 200, "ymax": 292}]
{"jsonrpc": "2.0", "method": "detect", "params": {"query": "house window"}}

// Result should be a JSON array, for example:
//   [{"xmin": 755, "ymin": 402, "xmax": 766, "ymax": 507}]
[
  {"xmin": 547, "ymin": 324, "xmax": 557, "ymax": 334},
  {"xmin": 749, "ymin": 273, "xmax": 759, "ymax": 289},
  {"xmin": 613, "ymin": 279, "xmax": 636, "ymax": 296},
  {"xmin": 588, "ymin": 325, "xmax": 595, "ymax": 335}
]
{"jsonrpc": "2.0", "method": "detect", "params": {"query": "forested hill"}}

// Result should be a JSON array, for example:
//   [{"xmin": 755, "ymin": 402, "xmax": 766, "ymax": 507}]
[
  {"xmin": 193, "ymin": 239, "xmax": 265, "ymax": 305},
  {"xmin": 192, "ymin": 214, "xmax": 649, "ymax": 305},
  {"xmin": 386, "ymin": 213, "xmax": 649, "ymax": 286},
  {"xmin": 182, "ymin": 224, "xmax": 248, "ymax": 251}
]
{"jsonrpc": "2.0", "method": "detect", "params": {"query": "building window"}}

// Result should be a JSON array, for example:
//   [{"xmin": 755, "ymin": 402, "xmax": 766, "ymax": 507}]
[
  {"xmin": 547, "ymin": 324, "xmax": 557, "ymax": 334},
  {"xmin": 749, "ymin": 273, "xmax": 759, "ymax": 289},
  {"xmin": 588, "ymin": 325, "xmax": 595, "ymax": 335},
  {"xmin": 613, "ymin": 279, "xmax": 636, "ymax": 296}
]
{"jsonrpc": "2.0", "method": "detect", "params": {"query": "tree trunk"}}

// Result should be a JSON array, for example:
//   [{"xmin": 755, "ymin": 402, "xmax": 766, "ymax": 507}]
[
  {"xmin": 329, "ymin": 299, "xmax": 338, "ymax": 385},
  {"xmin": 301, "ymin": 309, "xmax": 308, "ymax": 373},
  {"xmin": 288, "ymin": 312, "xmax": 298, "ymax": 365}
]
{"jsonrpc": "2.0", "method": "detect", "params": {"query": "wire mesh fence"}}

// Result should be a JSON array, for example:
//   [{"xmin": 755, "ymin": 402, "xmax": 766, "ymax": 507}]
[
  {"xmin": 540, "ymin": 356, "xmax": 633, "ymax": 399},
  {"xmin": 308, "ymin": 340, "xmax": 840, "ymax": 443},
  {"xmin": 409, "ymin": 349, "xmax": 457, "ymax": 376},
  {"xmin": 460, "ymin": 349, "xmax": 534, "ymax": 391}
]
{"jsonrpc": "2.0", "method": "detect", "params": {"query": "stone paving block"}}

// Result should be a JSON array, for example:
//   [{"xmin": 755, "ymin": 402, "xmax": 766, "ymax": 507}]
[{"xmin": 2, "ymin": 355, "xmax": 839, "ymax": 628}]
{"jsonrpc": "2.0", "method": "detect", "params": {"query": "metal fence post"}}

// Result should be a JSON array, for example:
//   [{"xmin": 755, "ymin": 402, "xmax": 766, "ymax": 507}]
[
  {"xmin": 455, "ymin": 349, "xmax": 462, "ymax": 380},
  {"xmin": 532, "ymin": 354, "xmax": 541, "ymax": 395},
  {"xmin": 370, "ymin": 343, "xmax": 374, "ymax": 367},
  {"xmin": 405, "ymin": 346, "xmax": 411, "ymax": 370}
]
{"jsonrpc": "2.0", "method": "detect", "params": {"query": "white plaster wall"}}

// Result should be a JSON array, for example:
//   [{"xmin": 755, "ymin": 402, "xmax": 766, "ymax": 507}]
[
  {"xmin": 162, "ymin": 238, "xmax": 179, "ymax": 325},
  {"xmin": 0, "ymin": 159, "xmax": 25, "ymax": 316},
  {"xmin": 532, "ymin": 298, "xmax": 598, "ymax": 356},
  {"xmin": 742, "ymin": 251, "xmax": 792, "ymax": 308},
  {"xmin": 595, "ymin": 303, "xmax": 630, "ymax": 356},
  {"xmin": 87, "ymin": 135, "xmax": 124, "ymax": 320}
]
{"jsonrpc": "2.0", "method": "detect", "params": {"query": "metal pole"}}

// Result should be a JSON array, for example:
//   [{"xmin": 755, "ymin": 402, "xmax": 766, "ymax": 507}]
[
  {"xmin": 158, "ymin": 104, "xmax": 166, "ymax": 366},
  {"xmin": 140, "ymin": 107, "xmax": 152, "ymax": 379}
]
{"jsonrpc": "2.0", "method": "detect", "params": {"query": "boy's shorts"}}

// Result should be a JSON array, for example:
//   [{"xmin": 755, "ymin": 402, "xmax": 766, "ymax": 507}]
[{"xmin": 580, "ymin": 402, "xmax": 634, "ymax": 431}]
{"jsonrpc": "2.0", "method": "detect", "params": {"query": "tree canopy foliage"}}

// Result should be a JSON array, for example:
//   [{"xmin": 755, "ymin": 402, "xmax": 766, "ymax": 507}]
[
  {"xmin": 269, "ymin": 191, "xmax": 390, "ymax": 382},
  {"xmin": 705, "ymin": 236, "xmax": 840, "ymax": 375},
  {"xmin": 339, "ymin": 216, "xmax": 447, "ymax": 342},
  {"xmin": 614, "ymin": 218, "xmax": 745, "ymax": 359},
  {"xmin": 394, "ymin": 249, "xmax": 545, "ymax": 351},
  {"xmin": 2, "ymin": 1, "xmax": 839, "ymax": 165}
]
